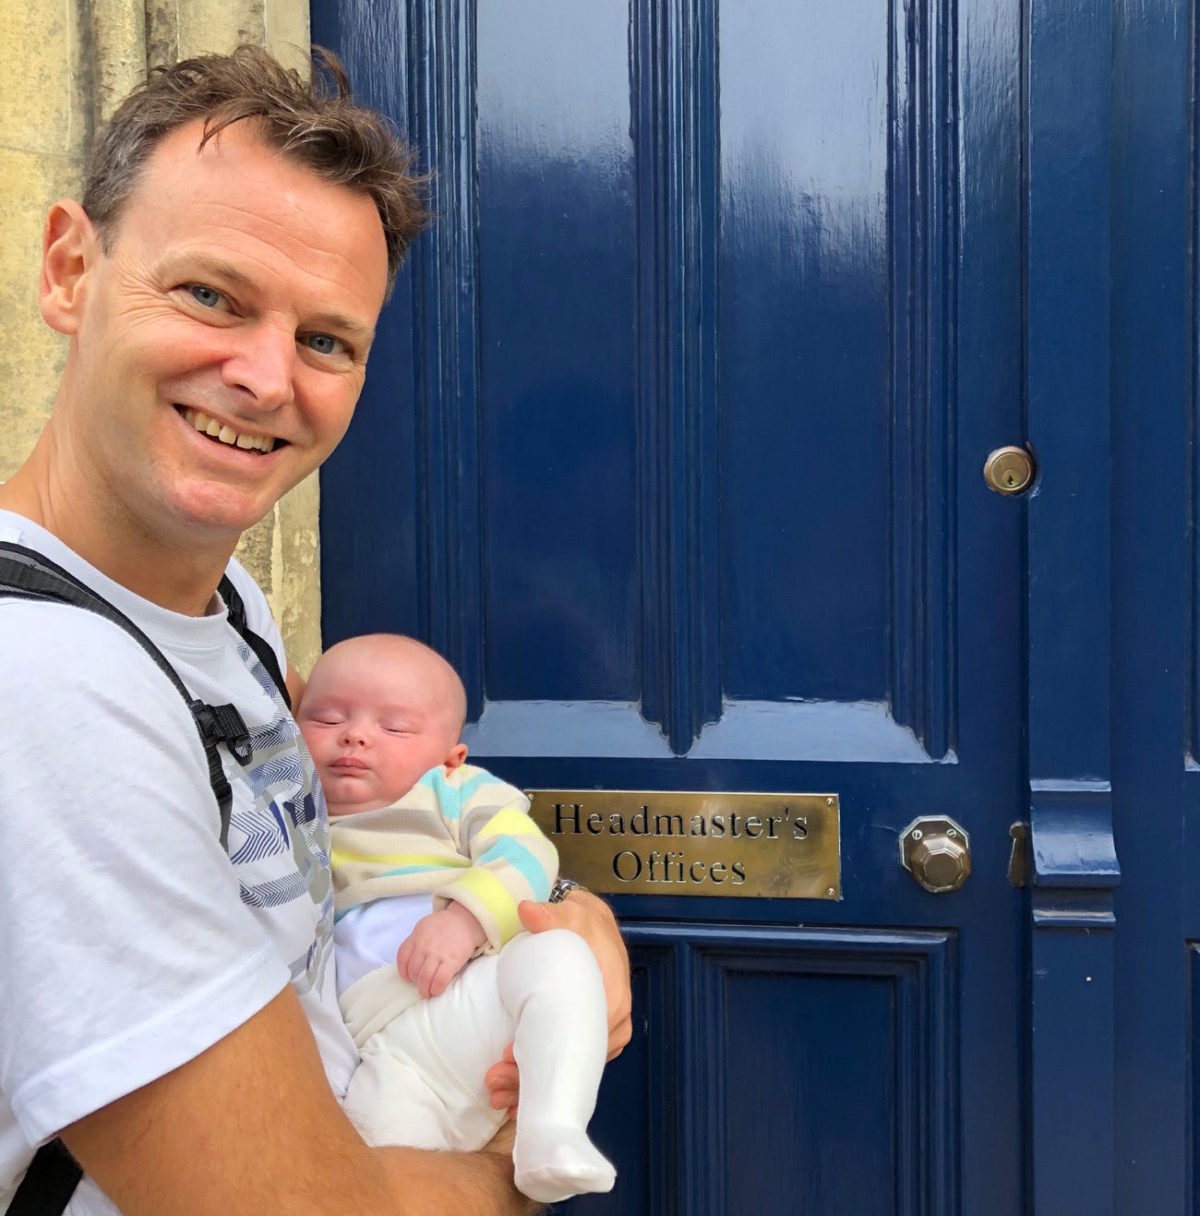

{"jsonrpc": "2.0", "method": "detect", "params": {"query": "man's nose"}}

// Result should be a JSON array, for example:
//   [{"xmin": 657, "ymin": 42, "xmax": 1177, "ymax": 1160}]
[{"xmin": 222, "ymin": 325, "xmax": 296, "ymax": 409}]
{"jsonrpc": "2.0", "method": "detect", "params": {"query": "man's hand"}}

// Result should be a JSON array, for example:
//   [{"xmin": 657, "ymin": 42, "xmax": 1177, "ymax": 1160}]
[
  {"xmin": 484, "ymin": 889, "xmax": 632, "ymax": 1115},
  {"xmin": 521, "ymin": 890, "xmax": 632, "ymax": 1057},
  {"xmin": 397, "ymin": 902, "xmax": 487, "ymax": 998}
]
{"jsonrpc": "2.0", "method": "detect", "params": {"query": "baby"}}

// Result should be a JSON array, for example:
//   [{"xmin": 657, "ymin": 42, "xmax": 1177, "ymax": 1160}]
[{"xmin": 296, "ymin": 633, "xmax": 616, "ymax": 1204}]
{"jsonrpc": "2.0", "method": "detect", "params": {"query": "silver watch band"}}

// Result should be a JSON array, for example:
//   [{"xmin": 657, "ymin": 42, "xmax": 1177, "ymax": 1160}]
[{"xmin": 549, "ymin": 876, "xmax": 584, "ymax": 903}]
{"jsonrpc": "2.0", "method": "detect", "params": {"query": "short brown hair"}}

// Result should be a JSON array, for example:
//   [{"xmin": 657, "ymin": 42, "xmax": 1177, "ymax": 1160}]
[{"xmin": 81, "ymin": 45, "xmax": 427, "ymax": 297}]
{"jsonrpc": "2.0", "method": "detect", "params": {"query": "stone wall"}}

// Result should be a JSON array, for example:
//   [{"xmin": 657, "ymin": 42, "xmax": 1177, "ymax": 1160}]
[{"xmin": 0, "ymin": 0, "xmax": 323, "ymax": 676}]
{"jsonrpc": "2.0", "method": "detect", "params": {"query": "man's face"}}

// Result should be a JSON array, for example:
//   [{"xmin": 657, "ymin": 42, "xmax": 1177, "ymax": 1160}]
[
  {"xmin": 49, "ymin": 119, "xmax": 389, "ymax": 546},
  {"xmin": 296, "ymin": 639, "xmax": 468, "ymax": 816}
]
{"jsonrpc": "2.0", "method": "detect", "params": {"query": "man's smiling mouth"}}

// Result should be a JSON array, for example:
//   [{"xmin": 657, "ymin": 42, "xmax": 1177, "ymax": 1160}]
[{"xmin": 180, "ymin": 407, "xmax": 278, "ymax": 453}]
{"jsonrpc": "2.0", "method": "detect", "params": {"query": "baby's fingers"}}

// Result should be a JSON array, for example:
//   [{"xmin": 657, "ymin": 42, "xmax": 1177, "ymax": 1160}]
[
  {"xmin": 427, "ymin": 957, "xmax": 460, "ymax": 999},
  {"xmin": 397, "ymin": 940, "xmax": 432, "ymax": 988},
  {"xmin": 414, "ymin": 952, "xmax": 442, "ymax": 998},
  {"xmin": 484, "ymin": 1045, "xmax": 519, "ymax": 1118},
  {"xmin": 395, "ymin": 938, "xmax": 415, "ymax": 981}
]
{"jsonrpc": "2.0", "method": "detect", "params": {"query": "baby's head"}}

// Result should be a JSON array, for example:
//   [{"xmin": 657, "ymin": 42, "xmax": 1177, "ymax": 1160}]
[{"xmin": 296, "ymin": 633, "xmax": 468, "ymax": 817}]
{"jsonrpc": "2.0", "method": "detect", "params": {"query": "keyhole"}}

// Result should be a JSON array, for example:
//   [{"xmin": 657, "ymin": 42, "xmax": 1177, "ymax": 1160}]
[{"xmin": 984, "ymin": 446, "xmax": 1036, "ymax": 496}]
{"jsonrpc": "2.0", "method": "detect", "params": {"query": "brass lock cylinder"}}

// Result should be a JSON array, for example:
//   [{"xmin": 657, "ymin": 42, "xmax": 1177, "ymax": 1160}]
[{"xmin": 983, "ymin": 446, "xmax": 1035, "ymax": 496}]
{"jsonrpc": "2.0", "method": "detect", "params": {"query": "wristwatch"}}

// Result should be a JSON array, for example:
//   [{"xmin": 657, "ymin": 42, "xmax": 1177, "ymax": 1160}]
[{"xmin": 549, "ymin": 876, "xmax": 584, "ymax": 903}]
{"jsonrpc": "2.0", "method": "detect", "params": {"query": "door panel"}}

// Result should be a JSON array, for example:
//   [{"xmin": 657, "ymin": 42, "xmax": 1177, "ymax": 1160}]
[
  {"xmin": 476, "ymin": 2, "xmax": 640, "ymax": 703},
  {"xmin": 313, "ymin": 2, "xmax": 1025, "ymax": 1212},
  {"xmin": 578, "ymin": 926, "xmax": 955, "ymax": 1216},
  {"xmin": 718, "ymin": 1, "xmax": 892, "ymax": 705},
  {"xmin": 694, "ymin": 927, "xmax": 955, "ymax": 1216}
]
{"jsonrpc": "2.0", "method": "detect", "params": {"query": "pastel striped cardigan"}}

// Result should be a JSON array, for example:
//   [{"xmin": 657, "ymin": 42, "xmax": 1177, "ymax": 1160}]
[{"xmin": 328, "ymin": 763, "xmax": 558, "ymax": 953}]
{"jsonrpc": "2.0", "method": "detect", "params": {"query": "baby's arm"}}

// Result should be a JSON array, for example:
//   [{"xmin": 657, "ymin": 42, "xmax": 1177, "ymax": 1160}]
[
  {"xmin": 399, "ymin": 769, "xmax": 557, "ymax": 999},
  {"xmin": 440, "ymin": 785, "xmax": 559, "ymax": 954},
  {"xmin": 396, "ymin": 902, "xmax": 487, "ymax": 998}
]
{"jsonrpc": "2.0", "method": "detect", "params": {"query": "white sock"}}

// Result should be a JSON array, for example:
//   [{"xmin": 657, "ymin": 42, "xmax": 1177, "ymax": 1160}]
[
  {"xmin": 498, "ymin": 930, "xmax": 617, "ymax": 1202},
  {"xmin": 513, "ymin": 1123, "xmax": 617, "ymax": 1204}
]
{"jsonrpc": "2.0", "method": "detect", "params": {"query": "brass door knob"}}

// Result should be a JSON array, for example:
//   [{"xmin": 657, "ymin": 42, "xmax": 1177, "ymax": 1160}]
[
  {"xmin": 900, "ymin": 816, "xmax": 971, "ymax": 894},
  {"xmin": 983, "ymin": 445, "xmax": 1035, "ymax": 495}
]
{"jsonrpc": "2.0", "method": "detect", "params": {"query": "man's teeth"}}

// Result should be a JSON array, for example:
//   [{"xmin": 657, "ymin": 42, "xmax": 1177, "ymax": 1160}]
[{"xmin": 181, "ymin": 408, "xmax": 276, "ymax": 453}]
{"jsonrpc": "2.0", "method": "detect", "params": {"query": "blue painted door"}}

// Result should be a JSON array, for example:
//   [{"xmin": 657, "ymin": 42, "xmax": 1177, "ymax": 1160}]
[
  {"xmin": 308, "ymin": 2, "xmax": 1082, "ymax": 1212},
  {"xmin": 1109, "ymin": 3, "xmax": 1200, "ymax": 1213}
]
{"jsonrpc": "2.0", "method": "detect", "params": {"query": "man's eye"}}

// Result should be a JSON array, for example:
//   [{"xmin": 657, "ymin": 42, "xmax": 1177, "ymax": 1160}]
[
  {"xmin": 305, "ymin": 333, "xmax": 345, "ymax": 356},
  {"xmin": 189, "ymin": 285, "xmax": 223, "ymax": 308}
]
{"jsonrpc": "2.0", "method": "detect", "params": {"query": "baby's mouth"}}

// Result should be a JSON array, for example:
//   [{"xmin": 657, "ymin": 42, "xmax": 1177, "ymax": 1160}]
[{"xmin": 179, "ymin": 407, "xmax": 279, "ymax": 454}]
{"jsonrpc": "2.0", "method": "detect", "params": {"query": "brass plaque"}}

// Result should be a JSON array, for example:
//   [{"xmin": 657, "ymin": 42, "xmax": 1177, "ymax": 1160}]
[{"xmin": 527, "ymin": 790, "xmax": 841, "ymax": 900}]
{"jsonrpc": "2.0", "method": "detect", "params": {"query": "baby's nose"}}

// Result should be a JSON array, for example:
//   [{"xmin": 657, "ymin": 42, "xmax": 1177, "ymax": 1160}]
[{"xmin": 340, "ymin": 722, "xmax": 368, "ymax": 746}]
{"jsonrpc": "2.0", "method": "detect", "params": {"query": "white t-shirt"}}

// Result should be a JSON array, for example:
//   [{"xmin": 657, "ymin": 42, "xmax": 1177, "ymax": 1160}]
[{"xmin": 0, "ymin": 511, "xmax": 358, "ymax": 1212}]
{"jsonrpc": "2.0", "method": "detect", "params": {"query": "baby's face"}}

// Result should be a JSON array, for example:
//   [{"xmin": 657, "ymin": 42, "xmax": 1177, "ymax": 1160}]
[{"xmin": 297, "ymin": 639, "xmax": 466, "ymax": 816}]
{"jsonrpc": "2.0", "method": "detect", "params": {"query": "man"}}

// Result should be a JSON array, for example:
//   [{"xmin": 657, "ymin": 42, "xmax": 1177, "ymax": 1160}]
[{"xmin": 0, "ymin": 47, "xmax": 630, "ymax": 1215}]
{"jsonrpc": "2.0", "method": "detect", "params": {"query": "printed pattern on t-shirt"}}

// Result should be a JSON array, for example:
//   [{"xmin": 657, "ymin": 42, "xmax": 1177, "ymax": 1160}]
[{"xmin": 225, "ymin": 638, "xmax": 335, "ymax": 997}]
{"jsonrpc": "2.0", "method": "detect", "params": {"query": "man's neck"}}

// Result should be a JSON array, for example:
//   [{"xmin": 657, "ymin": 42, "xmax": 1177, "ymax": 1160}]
[{"xmin": 0, "ymin": 441, "xmax": 238, "ymax": 617}]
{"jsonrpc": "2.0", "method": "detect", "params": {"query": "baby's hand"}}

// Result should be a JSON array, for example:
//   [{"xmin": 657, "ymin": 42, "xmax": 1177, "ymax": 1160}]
[{"xmin": 396, "ymin": 903, "xmax": 487, "ymax": 998}]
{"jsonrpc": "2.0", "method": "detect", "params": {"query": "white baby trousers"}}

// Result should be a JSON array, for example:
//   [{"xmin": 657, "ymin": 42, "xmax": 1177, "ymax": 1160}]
[{"xmin": 342, "ymin": 927, "xmax": 609, "ymax": 1155}]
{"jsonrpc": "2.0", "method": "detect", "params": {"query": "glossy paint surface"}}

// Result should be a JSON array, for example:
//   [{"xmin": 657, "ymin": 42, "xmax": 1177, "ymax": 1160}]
[
  {"xmin": 1110, "ymin": 1, "xmax": 1195, "ymax": 1212},
  {"xmin": 1025, "ymin": 0, "xmax": 1117, "ymax": 1211},
  {"xmin": 719, "ymin": 2, "xmax": 890, "ymax": 700},
  {"xmin": 313, "ymin": 1, "xmax": 1029, "ymax": 1212},
  {"xmin": 476, "ymin": 2, "xmax": 640, "ymax": 702}
]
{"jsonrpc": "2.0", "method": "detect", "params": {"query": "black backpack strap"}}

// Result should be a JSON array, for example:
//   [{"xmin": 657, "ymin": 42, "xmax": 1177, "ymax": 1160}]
[
  {"xmin": 0, "ymin": 544, "xmax": 251, "ymax": 848},
  {"xmin": 218, "ymin": 573, "xmax": 291, "ymax": 711},
  {"xmin": 7, "ymin": 1138, "xmax": 83, "ymax": 1215}
]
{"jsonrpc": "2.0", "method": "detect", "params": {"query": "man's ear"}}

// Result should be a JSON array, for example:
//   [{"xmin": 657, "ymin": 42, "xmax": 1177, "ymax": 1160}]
[
  {"xmin": 443, "ymin": 744, "xmax": 468, "ymax": 774},
  {"xmin": 40, "ymin": 200, "xmax": 98, "ymax": 336}
]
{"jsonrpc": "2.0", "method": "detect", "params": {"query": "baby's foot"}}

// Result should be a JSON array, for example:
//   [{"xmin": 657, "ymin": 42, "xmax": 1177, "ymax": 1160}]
[{"xmin": 513, "ymin": 1124, "xmax": 617, "ymax": 1204}]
